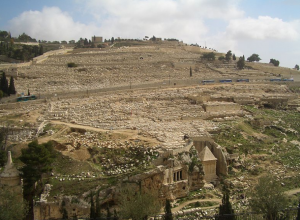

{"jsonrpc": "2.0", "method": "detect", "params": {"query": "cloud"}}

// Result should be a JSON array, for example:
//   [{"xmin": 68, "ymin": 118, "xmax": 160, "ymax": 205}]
[
  {"xmin": 6, "ymin": 0, "xmax": 299, "ymax": 68},
  {"xmin": 79, "ymin": 0, "xmax": 244, "ymax": 41},
  {"xmin": 226, "ymin": 16, "xmax": 300, "ymax": 40},
  {"xmin": 9, "ymin": 7, "xmax": 99, "ymax": 41},
  {"xmin": 8, "ymin": 0, "xmax": 245, "ymax": 43}
]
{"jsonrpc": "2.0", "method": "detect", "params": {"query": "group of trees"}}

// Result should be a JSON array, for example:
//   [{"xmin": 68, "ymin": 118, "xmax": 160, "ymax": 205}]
[
  {"xmin": 87, "ymin": 185, "xmax": 174, "ymax": 220},
  {"xmin": 0, "ymin": 30, "xmax": 43, "ymax": 61},
  {"xmin": 216, "ymin": 175, "xmax": 299, "ymax": 220},
  {"xmin": 88, "ymin": 190, "xmax": 118, "ymax": 220},
  {"xmin": 1, "ymin": 136, "xmax": 300, "ymax": 219},
  {"xmin": 19, "ymin": 140, "xmax": 56, "ymax": 220},
  {"xmin": 0, "ymin": 71, "xmax": 16, "ymax": 98},
  {"xmin": 117, "ymin": 185, "xmax": 161, "ymax": 220},
  {"xmin": 203, "ymin": 50, "xmax": 294, "ymax": 70},
  {"xmin": 270, "ymin": 58, "xmax": 280, "ymax": 67},
  {"xmin": 10, "ymin": 44, "xmax": 44, "ymax": 61},
  {"xmin": 0, "ymin": 186, "xmax": 28, "ymax": 220},
  {"xmin": 0, "ymin": 139, "xmax": 55, "ymax": 220}
]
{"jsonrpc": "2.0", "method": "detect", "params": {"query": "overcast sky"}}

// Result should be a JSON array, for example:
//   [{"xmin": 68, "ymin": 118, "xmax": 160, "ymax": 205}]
[{"xmin": 0, "ymin": 0, "xmax": 299, "ymax": 68}]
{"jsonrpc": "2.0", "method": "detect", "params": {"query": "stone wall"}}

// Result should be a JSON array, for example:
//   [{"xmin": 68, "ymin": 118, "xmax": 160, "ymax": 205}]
[
  {"xmin": 34, "ymin": 201, "xmax": 90, "ymax": 220},
  {"xmin": 203, "ymin": 101, "xmax": 240, "ymax": 113},
  {"xmin": 192, "ymin": 137, "xmax": 228, "ymax": 176}
]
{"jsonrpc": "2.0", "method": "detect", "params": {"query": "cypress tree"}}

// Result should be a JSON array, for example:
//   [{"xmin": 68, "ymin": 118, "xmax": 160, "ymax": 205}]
[
  {"xmin": 39, "ymin": 45, "xmax": 44, "ymax": 55},
  {"xmin": 0, "ymin": 72, "xmax": 9, "ymax": 96},
  {"xmin": 217, "ymin": 187, "xmax": 235, "ymax": 220},
  {"xmin": 113, "ymin": 209, "xmax": 118, "ymax": 220},
  {"xmin": 190, "ymin": 67, "xmax": 192, "ymax": 77},
  {"xmin": 60, "ymin": 200, "xmax": 68, "ymax": 220},
  {"xmin": 296, "ymin": 198, "xmax": 300, "ymax": 220},
  {"xmin": 8, "ymin": 76, "xmax": 16, "ymax": 95},
  {"xmin": 164, "ymin": 199, "xmax": 173, "ymax": 220},
  {"xmin": 90, "ymin": 192, "xmax": 96, "ymax": 220},
  {"xmin": 95, "ymin": 190, "xmax": 102, "ymax": 219},
  {"xmin": 106, "ymin": 205, "xmax": 112, "ymax": 219}
]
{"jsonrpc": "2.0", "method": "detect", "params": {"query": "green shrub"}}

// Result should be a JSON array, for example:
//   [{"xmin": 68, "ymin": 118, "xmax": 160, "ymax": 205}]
[{"xmin": 67, "ymin": 62, "xmax": 77, "ymax": 67}]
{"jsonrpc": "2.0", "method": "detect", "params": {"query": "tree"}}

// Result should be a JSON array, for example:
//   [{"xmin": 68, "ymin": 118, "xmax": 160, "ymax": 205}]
[
  {"xmin": 106, "ymin": 205, "xmax": 112, "ymax": 219},
  {"xmin": 0, "ymin": 71, "xmax": 9, "ymax": 95},
  {"xmin": 0, "ymin": 186, "xmax": 28, "ymax": 220},
  {"xmin": 111, "ymin": 37, "xmax": 115, "ymax": 44},
  {"xmin": 164, "ymin": 199, "xmax": 173, "ymax": 220},
  {"xmin": 67, "ymin": 62, "xmax": 77, "ymax": 68},
  {"xmin": 89, "ymin": 192, "xmax": 96, "ymax": 219},
  {"xmin": 237, "ymin": 56, "xmax": 245, "ymax": 70},
  {"xmin": 19, "ymin": 140, "xmax": 56, "ymax": 220},
  {"xmin": 295, "ymin": 64, "xmax": 299, "ymax": 70},
  {"xmin": 218, "ymin": 56, "xmax": 225, "ymax": 61},
  {"xmin": 232, "ymin": 54, "xmax": 236, "ymax": 61},
  {"xmin": 39, "ymin": 45, "xmax": 44, "ymax": 55},
  {"xmin": 296, "ymin": 198, "xmax": 300, "ymax": 220},
  {"xmin": 216, "ymin": 187, "xmax": 235, "ymax": 220},
  {"xmin": 113, "ymin": 209, "xmax": 119, "ymax": 220},
  {"xmin": 0, "ymin": 127, "xmax": 8, "ymax": 166},
  {"xmin": 8, "ymin": 76, "xmax": 16, "ymax": 95},
  {"xmin": 118, "ymin": 185, "xmax": 161, "ymax": 220},
  {"xmin": 95, "ymin": 190, "xmax": 102, "ymax": 219},
  {"xmin": 270, "ymin": 59, "xmax": 280, "ymax": 67},
  {"xmin": 201, "ymin": 52, "xmax": 216, "ymax": 61},
  {"xmin": 60, "ymin": 200, "xmax": 68, "ymax": 220},
  {"xmin": 190, "ymin": 66, "xmax": 192, "ymax": 77},
  {"xmin": 248, "ymin": 175, "xmax": 288, "ymax": 220},
  {"xmin": 225, "ymin": 50, "xmax": 232, "ymax": 61},
  {"xmin": 247, "ymin": 54, "xmax": 261, "ymax": 62}
]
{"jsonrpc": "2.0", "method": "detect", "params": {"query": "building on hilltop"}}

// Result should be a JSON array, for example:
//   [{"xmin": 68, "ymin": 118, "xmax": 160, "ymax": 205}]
[{"xmin": 91, "ymin": 36, "xmax": 103, "ymax": 43}]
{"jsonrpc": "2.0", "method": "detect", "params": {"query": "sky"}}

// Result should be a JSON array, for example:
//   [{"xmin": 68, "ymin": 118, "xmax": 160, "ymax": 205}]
[{"xmin": 0, "ymin": 0, "xmax": 299, "ymax": 68}]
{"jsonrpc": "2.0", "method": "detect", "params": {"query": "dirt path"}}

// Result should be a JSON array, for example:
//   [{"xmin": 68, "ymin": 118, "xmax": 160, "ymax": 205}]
[
  {"xmin": 172, "ymin": 198, "xmax": 221, "ymax": 213},
  {"xmin": 285, "ymin": 188, "xmax": 300, "ymax": 196}
]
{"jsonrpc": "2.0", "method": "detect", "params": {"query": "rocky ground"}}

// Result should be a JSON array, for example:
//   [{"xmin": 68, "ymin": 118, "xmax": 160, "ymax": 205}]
[{"xmin": 1, "ymin": 42, "xmax": 300, "ymax": 217}]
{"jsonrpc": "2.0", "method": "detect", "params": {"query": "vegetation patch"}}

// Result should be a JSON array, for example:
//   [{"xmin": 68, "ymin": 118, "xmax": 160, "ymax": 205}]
[
  {"xmin": 182, "ymin": 201, "xmax": 219, "ymax": 210},
  {"xmin": 67, "ymin": 62, "xmax": 78, "ymax": 67}
]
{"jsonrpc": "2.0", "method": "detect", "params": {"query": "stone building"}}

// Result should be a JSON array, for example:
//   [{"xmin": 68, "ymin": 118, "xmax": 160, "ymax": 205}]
[
  {"xmin": 199, "ymin": 146, "xmax": 218, "ymax": 183},
  {"xmin": 0, "ymin": 151, "xmax": 22, "ymax": 195},
  {"xmin": 91, "ymin": 36, "xmax": 103, "ymax": 43}
]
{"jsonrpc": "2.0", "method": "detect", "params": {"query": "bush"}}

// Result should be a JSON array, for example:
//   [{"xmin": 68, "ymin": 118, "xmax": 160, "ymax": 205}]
[{"xmin": 67, "ymin": 62, "xmax": 77, "ymax": 68}]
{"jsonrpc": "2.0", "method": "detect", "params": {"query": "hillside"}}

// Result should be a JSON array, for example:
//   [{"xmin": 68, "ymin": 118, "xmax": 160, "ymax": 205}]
[{"xmin": 1, "ymin": 41, "xmax": 300, "ymax": 219}]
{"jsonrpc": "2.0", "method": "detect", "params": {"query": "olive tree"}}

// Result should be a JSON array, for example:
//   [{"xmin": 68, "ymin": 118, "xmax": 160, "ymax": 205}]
[
  {"xmin": 248, "ymin": 175, "xmax": 288, "ymax": 220},
  {"xmin": 0, "ymin": 187, "xmax": 28, "ymax": 220},
  {"xmin": 118, "ymin": 184, "xmax": 161, "ymax": 220}
]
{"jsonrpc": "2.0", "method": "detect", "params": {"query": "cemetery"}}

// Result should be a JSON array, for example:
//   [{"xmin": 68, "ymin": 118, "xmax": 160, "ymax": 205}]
[{"xmin": 1, "ymin": 41, "xmax": 300, "ymax": 219}]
